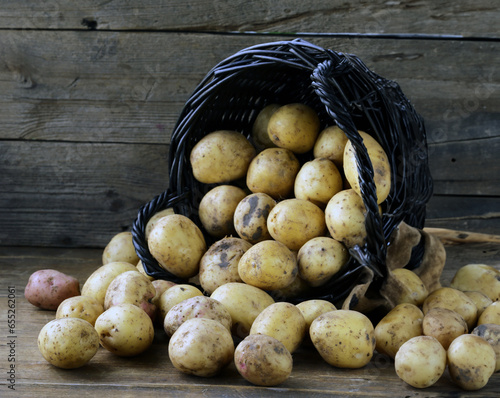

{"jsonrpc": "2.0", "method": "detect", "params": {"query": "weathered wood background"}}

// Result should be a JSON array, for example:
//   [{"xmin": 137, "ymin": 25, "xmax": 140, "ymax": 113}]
[{"xmin": 1, "ymin": 1, "xmax": 499, "ymax": 248}]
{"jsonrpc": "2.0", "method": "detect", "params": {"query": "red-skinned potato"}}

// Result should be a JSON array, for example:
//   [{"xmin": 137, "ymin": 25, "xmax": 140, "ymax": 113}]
[{"xmin": 25, "ymin": 269, "xmax": 80, "ymax": 310}]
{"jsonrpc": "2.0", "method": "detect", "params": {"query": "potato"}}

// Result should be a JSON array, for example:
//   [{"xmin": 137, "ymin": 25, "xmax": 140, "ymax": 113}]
[
  {"xmin": 168, "ymin": 318, "xmax": 234, "ymax": 377},
  {"xmin": 145, "ymin": 207, "xmax": 175, "ymax": 240},
  {"xmin": 478, "ymin": 301, "xmax": 500, "ymax": 326},
  {"xmin": 104, "ymin": 270, "xmax": 156, "ymax": 320},
  {"xmin": 374, "ymin": 303, "xmax": 424, "ymax": 359},
  {"xmin": 25, "ymin": 269, "xmax": 80, "ymax": 310},
  {"xmin": 343, "ymin": 131, "xmax": 391, "ymax": 204},
  {"xmin": 422, "ymin": 307, "xmax": 468, "ymax": 350},
  {"xmin": 472, "ymin": 323, "xmax": 500, "ymax": 372},
  {"xmin": 234, "ymin": 334, "xmax": 293, "ymax": 386},
  {"xmin": 447, "ymin": 334, "xmax": 496, "ymax": 390},
  {"xmin": 267, "ymin": 103, "xmax": 320, "ymax": 154},
  {"xmin": 325, "ymin": 189, "xmax": 368, "ymax": 248},
  {"xmin": 450, "ymin": 263, "xmax": 500, "ymax": 301},
  {"xmin": 37, "ymin": 318, "xmax": 99, "ymax": 369},
  {"xmin": 269, "ymin": 274, "xmax": 312, "ymax": 301},
  {"xmin": 148, "ymin": 214, "xmax": 206, "ymax": 279},
  {"xmin": 157, "ymin": 284, "xmax": 204, "ymax": 322},
  {"xmin": 313, "ymin": 125, "xmax": 348, "ymax": 169},
  {"xmin": 102, "ymin": 231, "xmax": 140, "ymax": 266},
  {"xmin": 198, "ymin": 185, "xmax": 247, "ymax": 238},
  {"xmin": 394, "ymin": 336, "xmax": 447, "ymax": 388},
  {"xmin": 294, "ymin": 158, "xmax": 343, "ymax": 207},
  {"xmin": 267, "ymin": 199, "xmax": 326, "ymax": 251},
  {"xmin": 252, "ymin": 103, "xmax": 280, "ymax": 150},
  {"xmin": 136, "ymin": 260, "xmax": 155, "ymax": 281},
  {"xmin": 297, "ymin": 300, "xmax": 337, "ymax": 330},
  {"xmin": 56, "ymin": 295, "xmax": 104, "ymax": 326},
  {"xmin": 211, "ymin": 282, "xmax": 274, "ymax": 338},
  {"xmin": 164, "ymin": 295, "xmax": 232, "ymax": 337},
  {"xmin": 238, "ymin": 240, "xmax": 298, "ymax": 291},
  {"xmin": 390, "ymin": 268, "xmax": 429, "ymax": 306},
  {"xmin": 198, "ymin": 237, "xmax": 252, "ymax": 295},
  {"xmin": 464, "ymin": 291, "xmax": 493, "ymax": 318},
  {"xmin": 81, "ymin": 261, "xmax": 139, "ymax": 306},
  {"xmin": 190, "ymin": 130, "xmax": 256, "ymax": 184},
  {"xmin": 297, "ymin": 237, "xmax": 349, "ymax": 287},
  {"xmin": 422, "ymin": 287, "xmax": 478, "ymax": 330},
  {"xmin": 250, "ymin": 302, "xmax": 307, "ymax": 354},
  {"xmin": 234, "ymin": 193, "xmax": 276, "ymax": 244},
  {"xmin": 151, "ymin": 279, "xmax": 176, "ymax": 308},
  {"xmin": 95, "ymin": 303, "xmax": 154, "ymax": 357},
  {"xmin": 310, "ymin": 310, "xmax": 375, "ymax": 368},
  {"xmin": 246, "ymin": 147, "xmax": 300, "ymax": 199}
]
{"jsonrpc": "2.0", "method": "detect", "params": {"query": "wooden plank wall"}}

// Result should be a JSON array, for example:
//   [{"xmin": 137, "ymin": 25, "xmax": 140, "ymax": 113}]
[{"xmin": 1, "ymin": 1, "xmax": 499, "ymax": 248}]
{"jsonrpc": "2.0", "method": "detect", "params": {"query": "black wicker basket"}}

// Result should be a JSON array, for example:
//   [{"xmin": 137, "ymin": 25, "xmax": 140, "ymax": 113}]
[{"xmin": 132, "ymin": 39, "xmax": 433, "ymax": 306}]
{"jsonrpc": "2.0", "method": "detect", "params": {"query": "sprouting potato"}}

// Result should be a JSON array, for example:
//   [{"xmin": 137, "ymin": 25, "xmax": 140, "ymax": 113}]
[
  {"xmin": 313, "ymin": 125, "xmax": 349, "ymax": 169},
  {"xmin": 102, "ymin": 231, "xmax": 140, "ymax": 266},
  {"xmin": 422, "ymin": 307, "xmax": 468, "ymax": 350},
  {"xmin": 234, "ymin": 192, "xmax": 276, "ymax": 244},
  {"xmin": 56, "ymin": 295, "xmax": 104, "ymax": 326}
]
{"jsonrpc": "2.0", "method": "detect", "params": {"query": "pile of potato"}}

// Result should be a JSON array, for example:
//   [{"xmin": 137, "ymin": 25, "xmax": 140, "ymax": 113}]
[{"xmin": 27, "ymin": 102, "xmax": 500, "ymax": 390}]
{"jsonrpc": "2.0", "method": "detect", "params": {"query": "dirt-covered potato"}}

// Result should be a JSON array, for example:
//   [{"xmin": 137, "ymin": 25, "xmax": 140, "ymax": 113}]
[
  {"xmin": 246, "ymin": 147, "xmax": 300, "ymax": 199},
  {"xmin": 238, "ymin": 240, "xmax": 298, "ymax": 291},
  {"xmin": 102, "ymin": 231, "xmax": 140, "ymax": 266},
  {"xmin": 447, "ymin": 334, "xmax": 496, "ymax": 390},
  {"xmin": 395, "ymin": 336, "xmax": 447, "ymax": 388},
  {"xmin": 343, "ymin": 131, "xmax": 391, "ymax": 204},
  {"xmin": 95, "ymin": 303, "xmax": 154, "ymax": 357},
  {"xmin": 478, "ymin": 301, "xmax": 500, "ymax": 326},
  {"xmin": 313, "ymin": 125, "xmax": 348, "ymax": 169},
  {"xmin": 104, "ymin": 270, "xmax": 156, "ymax": 320},
  {"xmin": 267, "ymin": 199, "xmax": 326, "ymax": 251},
  {"xmin": 164, "ymin": 295, "xmax": 232, "ymax": 337},
  {"xmin": 198, "ymin": 185, "xmax": 247, "ymax": 238},
  {"xmin": 145, "ymin": 208, "xmax": 175, "ymax": 240},
  {"xmin": 422, "ymin": 307, "xmax": 468, "ymax": 350},
  {"xmin": 297, "ymin": 237, "xmax": 349, "ymax": 287},
  {"xmin": 390, "ymin": 268, "xmax": 429, "ymax": 306},
  {"xmin": 56, "ymin": 295, "xmax": 104, "ymax": 326},
  {"xmin": 198, "ymin": 237, "xmax": 251, "ymax": 295},
  {"xmin": 190, "ymin": 130, "xmax": 256, "ymax": 184},
  {"xmin": 310, "ymin": 310, "xmax": 376, "ymax": 368},
  {"xmin": 234, "ymin": 334, "xmax": 293, "ymax": 386},
  {"xmin": 210, "ymin": 282, "xmax": 274, "ymax": 338},
  {"xmin": 325, "ymin": 189, "xmax": 368, "ymax": 248},
  {"xmin": 422, "ymin": 287, "xmax": 478, "ymax": 330},
  {"xmin": 157, "ymin": 284, "xmax": 204, "ymax": 322},
  {"xmin": 374, "ymin": 303, "xmax": 424, "ymax": 359},
  {"xmin": 250, "ymin": 302, "xmax": 307, "ymax": 354},
  {"xmin": 168, "ymin": 318, "xmax": 235, "ymax": 377},
  {"xmin": 450, "ymin": 263, "xmax": 500, "ymax": 302},
  {"xmin": 38, "ymin": 318, "xmax": 99, "ymax": 369},
  {"xmin": 25, "ymin": 269, "xmax": 80, "ymax": 311},
  {"xmin": 294, "ymin": 158, "xmax": 343, "ymax": 207},
  {"xmin": 148, "ymin": 214, "xmax": 206, "ymax": 279},
  {"xmin": 81, "ymin": 261, "xmax": 139, "ymax": 306},
  {"xmin": 252, "ymin": 103, "xmax": 280, "ymax": 150},
  {"xmin": 464, "ymin": 291, "xmax": 493, "ymax": 318},
  {"xmin": 472, "ymin": 323, "xmax": 500, "ymax": 372},
  {"xmin": 234, "ymin": 193, "xmax": 276, "ymax": 244}
]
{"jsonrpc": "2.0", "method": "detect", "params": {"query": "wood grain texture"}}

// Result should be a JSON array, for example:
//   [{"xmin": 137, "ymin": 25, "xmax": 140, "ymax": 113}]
[{"xmin": 0, "ymin": 244, "xmax": 498, "ymax": 397}]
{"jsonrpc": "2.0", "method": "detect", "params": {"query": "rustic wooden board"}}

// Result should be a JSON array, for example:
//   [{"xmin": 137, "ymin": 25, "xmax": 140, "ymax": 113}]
[{"xmin": 0, "ymin": 243, "xmax": 498, "ymax": 397}]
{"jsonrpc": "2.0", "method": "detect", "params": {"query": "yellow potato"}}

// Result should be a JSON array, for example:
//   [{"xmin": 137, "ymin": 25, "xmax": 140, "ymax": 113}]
[
  {"xmin": 374, "ymin": 303, "xmax": 424, "ymax": 359},
  {"xmin": 102, "ymin": 231, "xmax": 140, "ymax": 266},
  {"xmin": 296, "ymin": 299, "xmax": 337, "ymax": 346},
  {"xmin": 471, "ymin": 323, "xmax": 500, "ymax": 372},
  {"xmin": 269, "ymin": 275, "xmax": 312, "ymax": 301},
  {"xmin": 450, "ymin": 263, "xmax": 500, "ymax": 302},
  {"xmin": 136, "ymin": 260, "xmax": 155, "ymax": 281},
  {"xmin": 190, "ymin": 130, "xmax": 256, "ymax": 184},
  {"xmin": 250, "ymin": 302, "xmax": 307, "ymax": 354},
  {"xmin": 343, "ymin": 131, "xmax": 391, "ymax": 204},
  {"xmin": 238, "ymin": 240, "xmax": 298, "ymax": 291},
  {"xmin": 267, "ymin": 199, "xmax": 326, "ymax": 251},
  {"xmin": 157, "ymin": 284, "xmax": 204, "ymax": 322},
  {"xmin": 390, "ymin": 268, "xmax": 429, "ymax": 306},
  {"xmin": 252, "ymin": 103, "xmax": 280, "ymax": 150},
  {"xmin": 148, "ymin": 214, "xmax": 206, "ymax": 279},
  {"xmin": 56, "ymin": 295, "xmax": 104, "ymax": 326},
  {"xmin": 145, "ymin": 208, "xmax": 175, "ymax": 240},
  {"xmin": 210, "ymin": 282, "xmax": 274, "ymax": 338},
  {"xmin": 198, "ymin": 185, "xmax": 247, "ymax": 238},
  {"xmin": 297, "ymin": 237, "xmax": 349, "ymax": 287},
  {"xmin": 313, "ymin": 125, "xmax": 349, "ymax": 168},
  {"xmin": 267, "ymin": 103, "xmax": 320, "ymax": 154},
  {"xmin": 234, "ymin": 193, "xmax": 276, "ymax": 244},
  {"xmin": 478, "ymin": 301, "xmax": 500, "ymax": 326},
  {"xmin": 246, "ymin": 147, "xmax": 300, "ymax": 199},
  {"xmin": 294, "ymin": 158, "xmax": 343, "ymax": 207},
  {"xmin": 422, "ymin": 307, "xmax": 468, "ymax": 350},
  {"xmin": 464, "ymin": 291, "xmax": 493, "ymax": 318}
]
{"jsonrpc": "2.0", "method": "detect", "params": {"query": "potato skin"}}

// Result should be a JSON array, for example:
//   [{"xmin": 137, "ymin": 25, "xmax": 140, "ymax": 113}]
[
  {"xmin": 38, "ymin": 318, "xmax": 99, "ymax": 369},
  {"xmin": 234, "ymin": 334, "xmax": 293, "ymax": 386},
  {"xmin": 157, "ymin": 284, "xmax": 204, "ymax": 322},
  {"xmin": 102, "ymin": 231, "xmax": 140, "ymax": 266},
  {"xmin": 471, "ymin": 323, "xmax": 500, "ymax": 372},
  {"xmin": 56, "ymin": 295, "xmax": 104, "ymax": 326},
  {"xmin": 25, "ymin": 269, "xmax": 80, "ymax": 310},
  {"xmin": 478, "ymin": 301, "xmax": 500, "ymax": 326},
  {"xmin": 169, "ymin": 318, "xmax": 235, "ymax": 377},
  {"xmin": 422, "ymin": 307, "xmax": 468, "ymax": 350},
  {"xmin": 450, "ymin": 263, "xmax": 500, "ymax": 302},
  {"xmin": 190, "ymin": 130, "xmax": 256, "ymax": 184},
  {"xmin": 234, "ymin": 193, "xmax": 276, "ymax": 244},
  {"xmin": 390, "ymin": 268, "xmax": 428, "ymax": 306},
  {"xmin": 313, "ymin": 125, "xmax": 348, "ymax": 168},
  {"xmin": 252, "ymin": 103, "xmax": 280, "ymax": 151}
]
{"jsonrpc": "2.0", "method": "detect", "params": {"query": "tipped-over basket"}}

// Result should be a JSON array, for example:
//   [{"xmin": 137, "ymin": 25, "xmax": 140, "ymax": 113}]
[{"xmin": 132, "ymin": 39, "xmax": 434, "ymax": 309}]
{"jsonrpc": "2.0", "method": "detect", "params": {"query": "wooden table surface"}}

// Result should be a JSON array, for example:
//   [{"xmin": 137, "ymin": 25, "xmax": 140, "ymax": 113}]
[{"xmin": 1, "ymin": 241, "xmax": 499, "ymax": 397}]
